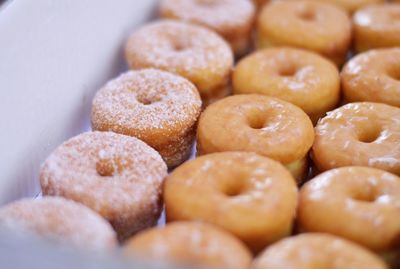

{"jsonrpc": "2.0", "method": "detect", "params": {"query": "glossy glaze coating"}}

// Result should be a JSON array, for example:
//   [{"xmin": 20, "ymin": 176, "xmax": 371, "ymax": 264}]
[
  {"xmin": 299, "ymin": 167, "xmax": 400, "ymax": 251},
  {"xmin": 164, "ymin": 152, "xmax": 298, "ymax": 253},
  {"xmin": 233, "ymin": 47, "xmax": 340, "ymax": 123},
  {"xmin": 257, "ymin": 0, "xmax": 351, "ymax": 66},
  {"xmin": 341, "ymin": 48, "xmax": 400, "ymax": 107},
  {"xmin": 252, "ymin": 233, "xmax": 388, "ymax": 269},
  {"xmin": 353, "ymin": 4, "xmax": 400, "ymax": 53},
  {"xmin": 124, "ymin": 222, "xmax": 252, "ymax": 268},
  {"xmin": 313, "ymin": 102, "xmax": 400, "ymax": 175}
]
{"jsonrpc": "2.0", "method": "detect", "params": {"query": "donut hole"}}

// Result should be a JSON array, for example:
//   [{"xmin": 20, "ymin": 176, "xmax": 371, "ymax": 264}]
[
  {"xmin": 298, "ymin": 9, "xmax": 316, "ymax": 22},
  {"xmin": 222, "ymin": 174, "xmax": 247, "ymax": 198},
  {"xmin": 172, "ymin": 42, "xmax": 187, "ymax": 52},
  {"xmin": 225, "ymin": 185, "xmax": 245, "ymax": 197},
  {"xmin": 278, "ymin": 65, "xmax": 297, "ymax": 77},
  {"xmin": 248, "ymin": 116, "xmax": 267, "ymax": 129},
  {"xmin": 352, "ymin": 192, "xmax": 377, "ymax": 203},
  {"xmin": 388, "ymin": 70, "xmax": 400, "ymax": 81},
  {"xmin": 358, "ymin": 127, "xmax": 382, "ymax": 143},
  {"xmin": 136, "ymin": 95, "xmax": 161, "ymax": 106},
  {"xmin": 195, "ymin": 0, "xmax": 218, "ymax": 7},
  {"xmin": 96, "ymin": 159, "xmax": 116, "ymax": 177}
]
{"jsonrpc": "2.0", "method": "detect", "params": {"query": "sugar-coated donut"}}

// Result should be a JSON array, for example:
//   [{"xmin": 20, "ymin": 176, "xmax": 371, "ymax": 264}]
[
  {"xmin": 257, "ymin": 0, "xmax": 351, "ymax": 66},
  {"xmin": 233, "ymin": 47, "xmax": 340, "ymax": 123},
  {"xmin": 125, "ymin": 20, "xmax": 233, "ymax": 106},
  {"xmin": 124, "ymin": 221, "xmax": 252, "ymax": 268},
  {"xmin": 252, "ymin": 233, "xmax": 387, "ymax": 269},
  {"xmin": 164, "ymin": 152, "xmax": 298, "ymax": 253},
  {"xmin": 353, "ymin": 4, "xmax": 400, "ymax": 53},
  {"xmin": 312, "ymin": 0, "xmax": 384, "ymax": 14},
  {"xmin": 341, "ymin": 48, "xmax": 400, "ymax": 107},
  {"xmin": 312, "ymin": 102, "xmax": 400, "ymax": 175},
  {"xmin": 159, "ymin": 0, "xmax": 256, "ymax": 56},
  {"xmin": 91, "ymin": 69, "xmax": 201, "ymax": 168},
  {"xmin": 298, "ymin": 167, "xmax": 400, "ymax": 252},
  {"xmin": 40, "ymin": 131, "xmax": 168, "ymax": 240},
  {"xmin": 197, "ymin": 94, "xmax": 314, "ymax": 183},
  {"xmin": 0, "ymin": 197, "xmax": 117, "ymax": 250}
]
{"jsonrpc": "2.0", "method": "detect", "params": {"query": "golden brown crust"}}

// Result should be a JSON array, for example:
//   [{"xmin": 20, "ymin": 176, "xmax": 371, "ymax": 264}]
[
  {"xmin": 341, "ymin": 48, "xmax": 400, "ymax": 107},
  {"xmin": 91, "ymin": 69, "xmax": 202, "ymax": 168},
  {"xmin": 164, "ymin": 152, "xmax": 298, "ymax": 253},
  {"xmin": 159, "ymin": 0, "xmax": 256, "ymax": 56},
  {"xmin": 124, "ymin": 20, "xmax": 233, "ymax": 105},
  {"xmin": 299, "ymin": 167, "xmax": 400, "ymax": 251},
  {"xmin": 197, "ymin": 94, "xmax": 314, "ymax": 165},
  {"xmin": 124, "ymin": 221, "xmax": 252, "ymax": 268},
  {"xmin": 233, "ymin": 47, "xmax": 340, "ymax": 124},
  {"xmin": 312, "ymin": 102, "xmax": 400, "ymax": 175},
  {"xmin": 253, "ymin": 233, "xmax": 388, "ymax": 269},
  {"xmin": 256, "ymin": 0, "xmax": 351, "ymax": 66},
  {"xmin": 353, "ymin": 4, "xmax": 400, "ymax": 53},
  {"xmin": 40, "ymin": 131, "xmax": 168, "ymax": 240}
]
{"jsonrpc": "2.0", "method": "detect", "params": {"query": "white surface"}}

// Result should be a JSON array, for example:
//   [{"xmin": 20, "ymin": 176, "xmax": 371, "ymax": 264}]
[{"xmin": 0, "ymin": 0, "xmax": 158, "ymax": 204}]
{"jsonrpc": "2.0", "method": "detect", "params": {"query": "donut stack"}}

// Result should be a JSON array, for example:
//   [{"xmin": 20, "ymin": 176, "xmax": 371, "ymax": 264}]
[{"xmin": 1, "ymin": 0, "xmax": 400, "ymax": 268}]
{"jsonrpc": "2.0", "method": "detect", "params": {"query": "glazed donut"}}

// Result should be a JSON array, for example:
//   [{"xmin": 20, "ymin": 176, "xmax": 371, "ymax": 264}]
[
  {"xmin": 298, "ymin": 167, "xmax": 400, "ymax": 251},
  {"xmin": 197, "ymin": 94, "xmax": 314, "ymax": 183},
  {"xmin": 91, "ymin": 69, "xmax": 201, "ymax": 168},
  {"xmin": 124, "ymin": 221, "xmax": 252, "ymax": 268},
  {"xmin": 125, "ymin": 20, "xmax": 233, "ymax": 106},
  {"xmin": 256, "ymin": 0, "xmax": 351, "ymax": 66},
  {"xmin": 233, "ymin": 47, "xmax": 340, "ymax": 123},
  {"xmin": 252, "ymin": 233, "xmax": 387, "ymax": 269},
  {"xmin": 0, "ymin": 197, "xmax": 117, "ymax": 250},
  {"xmin": 312, "ymin": 0, "xmax": 384, "ymax": 14},
  {"xmin": 40, "ymin": 131, "xmax": 168, "ymax": 240},
  {"xmin": 341, "ymin": 48, "xmax": 400, "ymax": 107},
  {"xmin": 312, "ymin": 102, "xmax": 400, "ymax": 175},
  {"xmin": 164, "ymin": 152, "xmax": 298, "ymax": 253},
  {"xmin": 353, "ymin": 4, "xmax": 400, "ymax": 53},
  {"xmin": 159, "ymin": 0, "xmax": 255, "ymax": 56}
]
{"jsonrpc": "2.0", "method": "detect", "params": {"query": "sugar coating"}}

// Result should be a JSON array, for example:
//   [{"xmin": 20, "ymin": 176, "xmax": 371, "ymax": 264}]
[
  {"xmin": 160, "ymin": 0, "xmax": 255, "ymax": 32},
  {"xmin": 125, "ymin": 20, "xmax": 233, "ymax": 94},
  {"xmin": 91, "ymin": 69, "xmax": 202, "ymax": 167},
  {"xmin": 40, "ymin": 131, "xmax": 168, "ymax": 240},
  {"xmin": 0, "ymin": 197, "xmax": 117, "ymax": 250}
]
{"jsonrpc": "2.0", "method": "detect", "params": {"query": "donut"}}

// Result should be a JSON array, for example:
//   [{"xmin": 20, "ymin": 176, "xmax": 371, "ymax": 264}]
[
  {"xmin": 312, "ymin": 0, "xmax": 384, "ymax": 14},
  {"xmin": 233, "ymin": 47, "xmax": 340, "ymax": 123},
  {"xmin": 0, "ymin": 197, "xmax": 117, "ymax": 250},
  {"xmin": 124, "ymin": 221, "xmax": 252, "ymax": 268},
  {"xmin": 341, "ymin": 48, "xmax": 400, "ymax": 107},
  {"xmin": 164, "ymin": 152, "xmax": 298, "ymax": 253},
  {"xmin": 40, "ymin": 131, "xmax": 168, "ymax": 240},
  {"xmin": 312, "ymin": 102, "xmax": 400, "ymax": 175},
  {"xmin": 252, "ymin": 233, "xmax": 387, "ymax": 269},
  {"xmin": 298, "ymin": 167, "xmax": 400, "ymax": 252},
  {"xmin": 253, "ymin": 0, "xmax": 269, "ymax": 10},
  {"xmin": 256, "ymin": 0, "xmax": 351, "ymax": 66},
  {"xmin": 125, "ymin": 20, "xmax": 233, "ymax": 106},
  {"xmin": 91, "ymin": 69, "xmax": 202, "ymax": 168},
  {"xmin": 353, "ymin": 4, "xmax": 400, "ymax": 53},
  {"xmin": 197, "ymin": 94, "xmax": 314, "ymax": 183},
  {"xmin": 159, "ymin": 0, "xmax": 256, "ymax": 56}
]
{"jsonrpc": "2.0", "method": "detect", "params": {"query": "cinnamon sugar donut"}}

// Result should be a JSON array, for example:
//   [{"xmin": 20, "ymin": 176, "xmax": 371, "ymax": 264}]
[
  {"xmin": 40, "ymin": 131, "xmax": 168, "ymax": 240},
  {"xmin": 164, "ymin": 152, "xmax": 298, "ymax": 253},
  {"xmin": 197, "ymin": 94, "xmax": 314, "ymax": 183},
  {"xmin": 313, "ymin": 0, "xmax": 384, "ymax": 14},
  {"xmin": 353, "ymin": 4, "xmax": 400, "ymax": 53},
  {"xmin": 252, "ymin": 233, "xmax": 387, "ymax": 269},
  {"xmin": 0, "ymin": 197, "xmax": 117, "ymax": 250},
  {"xmin": 91, "ymin": 69, "xmax": 201, "ymax": 168},
  {"xmin": 257, "ymin": 0, "xmax": 351, "ymax": 66},
  {"xmin": 233, "ymin": 47, "xmax": 340, "ymax": 123},
  {"xmin": 312, "ymin": 102, "xmax": 400, "ymax": 175},
  {"xmin": 159, "ymin": 0, "xmax": 256, "ymax": 56},
  {"xmin": 125, "ymin": 20, "xmax": 233, "ymax": 106},
  {"xmin": 341, "ymin": 48, "xmax": 400, "ymax": 107},
  {"xmin": 298, "ymin": 167, "xmax": 400, "ymax": 251},
  {"xmin": 124, "ymin": 222, "xmax": 252, "ymax": 268}
]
